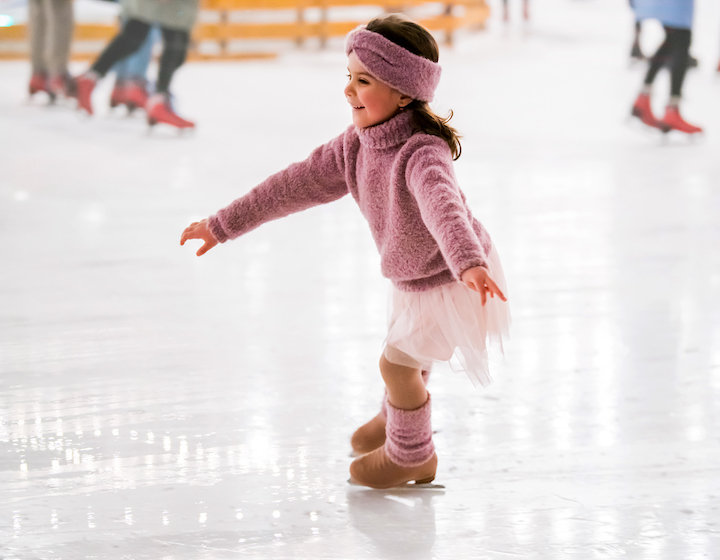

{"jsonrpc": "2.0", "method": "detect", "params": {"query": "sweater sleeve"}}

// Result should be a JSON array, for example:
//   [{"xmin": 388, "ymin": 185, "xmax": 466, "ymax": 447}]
[
  {"xmin": 406, "ymin": 141, "xmax": 488, "ymax": 278},
  {"xmin": 207, "ymin": 131, "xmax": 349, "ymax": 243}
]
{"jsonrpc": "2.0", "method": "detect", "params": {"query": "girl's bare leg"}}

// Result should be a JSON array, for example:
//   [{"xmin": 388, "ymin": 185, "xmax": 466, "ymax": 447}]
[
  {"xmin": 350, "ymin": 367, "xmax": 431, "ymax": 455},
  {"xmin": 349, "ymin": 357, "xmax": 436, "ymax": 488},
  {"xmin": 379, "ymin": 355, "xmax": 427, "ymax": 410}
]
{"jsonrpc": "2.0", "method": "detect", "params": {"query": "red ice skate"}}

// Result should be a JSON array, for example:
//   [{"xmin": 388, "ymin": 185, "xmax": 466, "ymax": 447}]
[
  {"xmin": 658, "ymin": 105, "xmax": 703, "ymax": 135},
  {"xmin": 75, "ymin": 74, "xmax": 97, "ymax": 115},
  {"xmin": 124, "ymin": 81, "xmax": 149, "ymax": 112},
  {"xmin": 631, "ymin": 93, "xmax": 667, "ymax": 131},
  {"xmin": 109, "ymin": 81, "xmax": 126, "ymax": 108},
  {"xmin": 146, "ymin": 94, "xmax": 194, "ymax": 129},
  {"xmin": 29, "ymin": 72, "xmax": 53, "ymax": 99},
  {"xmin": 49, "ymin": 74, "xmax": 77, "ymax": 99}
]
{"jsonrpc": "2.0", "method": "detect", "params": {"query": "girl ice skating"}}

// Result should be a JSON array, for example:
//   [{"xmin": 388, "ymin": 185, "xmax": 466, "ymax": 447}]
[{"xmin": 181, "ymin": 14, "xmax": 510, "ymax": 489}]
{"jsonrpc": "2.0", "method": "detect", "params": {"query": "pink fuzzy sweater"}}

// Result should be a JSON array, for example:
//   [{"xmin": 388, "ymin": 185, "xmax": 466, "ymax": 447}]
[{"xmin": 208, "ymin": 110, "xmax": 492, "ymax": 292}]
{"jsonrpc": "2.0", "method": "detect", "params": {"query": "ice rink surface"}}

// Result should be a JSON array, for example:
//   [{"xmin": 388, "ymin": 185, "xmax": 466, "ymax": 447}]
[{"xmin": 2, "ymin": 0, "xmax": 720, "ymax": 558}]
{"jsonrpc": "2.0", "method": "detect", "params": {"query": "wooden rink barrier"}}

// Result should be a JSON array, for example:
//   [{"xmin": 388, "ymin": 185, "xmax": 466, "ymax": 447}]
[{"xmin": 0, "ymin": 0, "xmax": 489, "ymax": 61}]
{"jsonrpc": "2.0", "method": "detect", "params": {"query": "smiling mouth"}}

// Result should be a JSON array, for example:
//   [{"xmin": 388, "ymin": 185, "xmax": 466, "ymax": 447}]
[{"xmin": 352, "ymin": 105, "xmax": 365, "ymax": 110}]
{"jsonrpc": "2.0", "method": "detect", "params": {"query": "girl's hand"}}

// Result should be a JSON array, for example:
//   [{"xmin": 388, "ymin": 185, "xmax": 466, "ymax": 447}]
[
  {"xmin": 461, "ymin": 266, "xmax": 507, "ymax": 306},
  {"xmin": 180, "ymin": 219, "xmax": 218, "ymax": 256}
]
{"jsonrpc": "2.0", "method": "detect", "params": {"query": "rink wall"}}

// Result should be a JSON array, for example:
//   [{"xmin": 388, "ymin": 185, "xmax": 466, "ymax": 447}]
[{"xmin": 0, "ymin": 0, "xmax": 489, "ymax": 60}]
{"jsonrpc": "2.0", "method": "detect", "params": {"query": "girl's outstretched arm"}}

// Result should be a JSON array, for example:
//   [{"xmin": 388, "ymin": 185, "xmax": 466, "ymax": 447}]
[
  {"xmin": 180, "ymin": 219, "xmax": 218, "ymax": 256},
  {"xmin": 461, "ymin": 266, "xmax": 507, "ymax": 306},
  {"xmin": 207, "ymin": 132, "xmax": 349, "ymax": 244}
]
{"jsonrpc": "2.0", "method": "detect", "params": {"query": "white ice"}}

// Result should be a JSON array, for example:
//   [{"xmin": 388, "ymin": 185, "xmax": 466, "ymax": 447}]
[{"xmin": 2, "ymin": 0, "xmax": 720, "ymax": 558}]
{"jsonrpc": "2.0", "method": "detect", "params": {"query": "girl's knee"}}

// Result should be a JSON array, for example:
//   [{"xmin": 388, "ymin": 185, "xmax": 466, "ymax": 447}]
[{"xmin": 380, "ymin": 354, "xmax": 420, "ymax": 380}]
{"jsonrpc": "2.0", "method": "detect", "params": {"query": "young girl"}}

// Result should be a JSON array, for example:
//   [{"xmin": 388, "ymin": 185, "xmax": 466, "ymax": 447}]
[{"xmin": 181, "ymin": 14, "xmax": 510, "ymax": 489}]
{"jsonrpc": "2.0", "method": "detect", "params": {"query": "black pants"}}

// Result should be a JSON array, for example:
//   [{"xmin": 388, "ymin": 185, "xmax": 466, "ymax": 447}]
[
  {"xmin": 644, "ymin": 26, "xmax": 692, "ymax": 97},
  {"xmin": 91, "ymin": 19, "xmax": 189, "ymax": 94}
]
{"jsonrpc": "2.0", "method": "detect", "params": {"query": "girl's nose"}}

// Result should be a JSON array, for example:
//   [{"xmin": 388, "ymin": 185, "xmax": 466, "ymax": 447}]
[{"xmin": 344, "ymin": 82, "xmax": 353, "ymax": 98}]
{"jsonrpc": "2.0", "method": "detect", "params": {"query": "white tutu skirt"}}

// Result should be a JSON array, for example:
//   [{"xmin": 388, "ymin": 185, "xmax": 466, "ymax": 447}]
[{"xmin": 383, "ymin": 246, "xmax": 511, "ymax": 388}]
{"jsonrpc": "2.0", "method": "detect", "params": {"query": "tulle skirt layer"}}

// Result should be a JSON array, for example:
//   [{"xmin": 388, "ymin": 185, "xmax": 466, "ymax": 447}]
[{"xmin": 383, "ymin": 246, "xmax": 511, "ymax": 388}]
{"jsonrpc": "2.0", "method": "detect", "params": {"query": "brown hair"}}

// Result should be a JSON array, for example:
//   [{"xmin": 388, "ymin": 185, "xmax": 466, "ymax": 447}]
[{"xmin": 365, "ymin": 14, "xmax": 462, "ymax": 160}]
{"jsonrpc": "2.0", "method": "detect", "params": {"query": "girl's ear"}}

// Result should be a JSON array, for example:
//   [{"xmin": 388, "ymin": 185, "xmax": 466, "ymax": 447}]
[{"xmin": 398, "ymin": 95, "xmax": 413, "ymax": 109}]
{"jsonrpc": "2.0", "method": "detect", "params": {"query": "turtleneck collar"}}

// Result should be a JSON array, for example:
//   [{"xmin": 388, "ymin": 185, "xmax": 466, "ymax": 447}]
[{"xmin": 356, "ymin": 110, "xmax": 416, "ymax": 150}]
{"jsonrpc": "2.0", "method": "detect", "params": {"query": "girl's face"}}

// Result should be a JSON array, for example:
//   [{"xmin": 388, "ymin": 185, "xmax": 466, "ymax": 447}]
[{"xmin": 344, "ymin": 52, "xmax": 411, "ymax": 128}]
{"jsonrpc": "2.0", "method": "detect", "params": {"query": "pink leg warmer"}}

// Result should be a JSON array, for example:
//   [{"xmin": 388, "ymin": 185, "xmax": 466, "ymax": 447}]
[{"xmin": 384, "ymin": 394, "xmax": 435, "ymax": 468}]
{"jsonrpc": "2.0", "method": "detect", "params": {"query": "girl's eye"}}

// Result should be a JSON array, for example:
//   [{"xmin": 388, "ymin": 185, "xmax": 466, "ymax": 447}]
[{"xmin": 359, "ymin": 79, "xmax": 369, "ymax": 85}]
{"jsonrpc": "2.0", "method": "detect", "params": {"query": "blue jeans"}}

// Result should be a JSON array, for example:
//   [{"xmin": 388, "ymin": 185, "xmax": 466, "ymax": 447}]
[{"xmin": 113, "ymin": 21, "xmax": 161, "ymax": 81}]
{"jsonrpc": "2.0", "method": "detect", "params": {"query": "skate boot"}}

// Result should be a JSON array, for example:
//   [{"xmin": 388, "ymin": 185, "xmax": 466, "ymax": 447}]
[
  {"xmin": 124, "ymin": 79, "xmax": 149, "ymax": 112},
  {"xmin": 351, "ymin": 407, "xmax": 388, "ymax": 456},
  {"xmin": 109, "ymin": 80, "xmax": 126, "ymax": 108},
  {"xmin": 658, "ymin": 105, "xmax": 703, "ymax": 134},
  {"xmin": 29, "ymin": 72, "xmax": 54, "ymax": 100},
  {"xmin": 350, "ymin": 370, "xmax": 430, "ymax": 456},
  {"xmin": 631, "ymin": 93, "xmax": 667, "ymax": 131},
  {"xmin": 146, "ymin": 93, "xmax": 195, "ymax": 129},
  {"xmin": 49, "ymin": 73, "xmax": 77, "ymax": 99},
  {"xmin": 349, "ymin": 395, "xmax": 437, "ymax": 489},
  {"xmin": 75, "ymin": 73, "xmax": 97, "ymax": 115}
]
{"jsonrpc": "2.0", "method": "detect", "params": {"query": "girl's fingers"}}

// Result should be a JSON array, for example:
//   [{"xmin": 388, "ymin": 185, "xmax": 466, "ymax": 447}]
[
  {"xmin": 181, "ymin": 224, "xmax": 207, "ymax": 246},
  {"xmin": 180, "ymin": 229, "xmax": 195, "ymax": 245},
  {"xmin": 486, "ymin": 278, "xmax": 507, "ymax": 302},
  {"xmin": 180, "ymin": 224, "xmax": 195, "ymax": 243}
]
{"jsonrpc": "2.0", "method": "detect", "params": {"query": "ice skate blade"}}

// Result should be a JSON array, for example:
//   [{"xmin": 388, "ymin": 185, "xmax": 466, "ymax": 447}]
[
  {"xmin": 147, "ymin": 118, "xmax": 195, "ymax": 132},
  {"xmin": 661, "ymin": 127, "xmax": 704, "ymax": 137},
  {"xmin": 349, "ymin": 448, "xmax": 378, "ymax": 457},
  {"xmin": 626, "ymin": 116, "xmax": 669, "ymax": 136},
  {"xmin": 347, "ymin": 478, "xmax": 445, "ymax": 490},
  {"xmin": 28, "ymin": 91, "xmax": 57, "ymax": 105}
]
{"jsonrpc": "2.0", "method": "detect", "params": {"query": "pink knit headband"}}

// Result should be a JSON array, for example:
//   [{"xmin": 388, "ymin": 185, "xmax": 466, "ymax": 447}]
[{"xmin": 345, "ymin": 26, "xmax": 441, "ymax": 102}]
